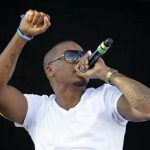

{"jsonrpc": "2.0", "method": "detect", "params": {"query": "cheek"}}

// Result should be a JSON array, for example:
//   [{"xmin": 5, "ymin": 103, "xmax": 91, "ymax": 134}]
[{"xmin": 54, "ymin": 63, "xmax": 74, "ymax": 78}]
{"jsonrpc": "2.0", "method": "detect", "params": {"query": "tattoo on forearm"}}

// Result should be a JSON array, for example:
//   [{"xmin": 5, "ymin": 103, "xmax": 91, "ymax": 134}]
[
  {"xmin": 5, "ymin": 53, "xmax": 18, "ymax": 69},
  {"xmin": 10, "ymin": 53, "xmax": 17, "ymax": 63},
  {"xmin": 115, "ymin": 77, "xmax": 150, "ymax": 111}
]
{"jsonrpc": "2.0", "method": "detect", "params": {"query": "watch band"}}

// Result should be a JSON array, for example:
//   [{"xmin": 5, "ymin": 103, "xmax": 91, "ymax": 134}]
[{"xmin": 105, "ymin": 69, "xmax": 118, "ymax": 83}]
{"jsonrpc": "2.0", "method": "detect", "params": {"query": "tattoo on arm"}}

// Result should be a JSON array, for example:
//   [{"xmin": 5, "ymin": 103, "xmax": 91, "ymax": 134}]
[
  {"xmin": 115, "ymin": 76, "xmax": 150, "ymax": 112},
  {"xmin": 5, "ymin": 52, "xmax": 19, "ymax": 70}
]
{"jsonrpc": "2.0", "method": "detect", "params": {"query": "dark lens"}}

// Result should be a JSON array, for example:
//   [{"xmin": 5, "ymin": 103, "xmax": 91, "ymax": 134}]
[
  {"xmin": 64, "ymin": 50, "xmax": 79, "ymax": 62},
  {"xmin": 64, "ymin": 50, "xmax": 86, "ymax": 63},
  {"xmin": 78, "ymin": 51, "xmax": 86, "ymax": 57}
]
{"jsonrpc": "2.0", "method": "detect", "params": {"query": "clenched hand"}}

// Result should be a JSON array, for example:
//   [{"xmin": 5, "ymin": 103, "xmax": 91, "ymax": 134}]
[{"xmin": 18, "ymin": 9, "xmax": 51, "ymax": 37}]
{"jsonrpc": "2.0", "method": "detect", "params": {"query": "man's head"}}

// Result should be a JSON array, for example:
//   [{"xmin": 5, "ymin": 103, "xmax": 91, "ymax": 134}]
[{"xmin": 43, "ymin": 41, "xmax": 89, "ymax": 89}]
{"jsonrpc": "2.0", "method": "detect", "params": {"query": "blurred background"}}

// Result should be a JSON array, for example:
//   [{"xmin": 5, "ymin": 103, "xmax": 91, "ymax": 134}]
[{"xmin": 0, "ymin": 0, "xmax": 150, "ymax": 150}]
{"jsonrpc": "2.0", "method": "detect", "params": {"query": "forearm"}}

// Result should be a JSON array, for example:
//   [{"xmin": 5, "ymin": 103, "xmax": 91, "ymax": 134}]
[
  {"xmin": 0, "ymin": 33, "xmax": 27, "ymax": 86},
  {"xmin": 0, "ymin": 10, "xmax": 50, "ymax": 87},
  {"xmin": 110, "ymin": 72, "xmax": 150, "ymax": 113}
]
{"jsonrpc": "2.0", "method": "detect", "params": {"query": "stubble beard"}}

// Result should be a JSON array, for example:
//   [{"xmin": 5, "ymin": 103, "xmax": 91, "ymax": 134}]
[{"xmin": 73, "ymin": 77, "xmax": 88, "ymax": 87}]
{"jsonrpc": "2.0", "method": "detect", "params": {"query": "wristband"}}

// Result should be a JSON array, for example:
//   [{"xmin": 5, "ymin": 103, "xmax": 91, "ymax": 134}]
[
  {"xmin": 105, "ymin": 69, "xmax": 118, "ymax": 83},
  {"xmin": 17, "ymin": 28, "xmax": 33, "ymax": 41}
]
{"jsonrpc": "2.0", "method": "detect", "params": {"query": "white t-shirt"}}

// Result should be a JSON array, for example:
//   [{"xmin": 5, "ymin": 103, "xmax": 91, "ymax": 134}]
[{"xmin": 15, "ymin": 84, "xmax": 128, "ymax": 150}]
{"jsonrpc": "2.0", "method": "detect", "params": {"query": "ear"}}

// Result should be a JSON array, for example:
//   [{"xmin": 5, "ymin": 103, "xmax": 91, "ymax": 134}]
[{"xmin": 45, "ymin": 65, "xmax": 55, "ymax": 78}]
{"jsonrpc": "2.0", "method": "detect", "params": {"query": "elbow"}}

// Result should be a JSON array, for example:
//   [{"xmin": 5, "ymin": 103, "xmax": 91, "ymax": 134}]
[
  {"xmin": 135, "ymin": 103, "xmax": 150, "ymax": 121},
  {"xmin": 0, "ymin": 80, "xmax": 7, "ymax": 89},
  {"xmin": 0, "ymin": 73, "xmax": 9, "ymax": 88}
]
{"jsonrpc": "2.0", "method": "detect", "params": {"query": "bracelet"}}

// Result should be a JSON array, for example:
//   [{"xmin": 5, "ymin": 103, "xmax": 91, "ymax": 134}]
[
  {"xmin": 16, "ymin": 28, "xmax": 33, "ymax": 41},
  {"xmin": 105, "ymin": 69, "xmax": 118, "ymax": 83}
]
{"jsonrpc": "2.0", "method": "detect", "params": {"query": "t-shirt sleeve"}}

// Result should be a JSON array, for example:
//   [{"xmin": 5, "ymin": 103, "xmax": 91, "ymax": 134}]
[
  {"xmin": 102, "ymin": 84, "xmax": 128, "ymax": 126},
  {"xmin": 14, "ymin": 94, "xmax": 43, "ymax": 130}
]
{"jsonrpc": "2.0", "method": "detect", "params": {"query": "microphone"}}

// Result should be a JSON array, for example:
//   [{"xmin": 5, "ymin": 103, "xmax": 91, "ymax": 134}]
[{"xmin": 88, "ymin": 38, "xmax": 113, "ymax": 68}]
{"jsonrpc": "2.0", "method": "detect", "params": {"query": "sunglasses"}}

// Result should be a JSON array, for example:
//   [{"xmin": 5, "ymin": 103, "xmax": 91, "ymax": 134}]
[{"xmin": 47, "ymin": 50, "xmax": 86, "ymax": 64}]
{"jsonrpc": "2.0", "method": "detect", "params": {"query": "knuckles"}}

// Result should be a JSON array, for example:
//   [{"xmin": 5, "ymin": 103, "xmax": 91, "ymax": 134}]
[
  {"xmin": 25, "ymin": 9, "xmax": 50, "ymax": 23},
  {"xmin": 19, "ymin": 9, "xmax": 51, "ymax": 36}
]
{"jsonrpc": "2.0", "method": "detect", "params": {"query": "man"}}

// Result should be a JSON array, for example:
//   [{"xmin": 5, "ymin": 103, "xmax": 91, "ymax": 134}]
[{"xmin": 0, "ymin": 10, "xmax": 150, "ymax": 150}]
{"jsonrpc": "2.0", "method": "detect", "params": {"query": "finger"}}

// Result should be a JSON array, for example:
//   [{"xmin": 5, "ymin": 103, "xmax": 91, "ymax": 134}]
[
  {"xmin": 26, "ymin": 10, "xmax": 35, "ymax": 22},
  {"xmin": 44, "ymin": 16, "xmax": 51, "ymax": 28},
  {"xmin": 80, "ymin": 58, "xmax": 89, "ymax": 72},
  {"xmin": 39, "ymin": 16, "xmax": 51, "ymax": 32},
  {"xmin": 35, "ymin": 12, "xmax": 45, "ymax": 27},
  {"xmin": 76, "ymin": 58, "xmax": 89, "ymax": 72},
  {"xmin": 84, "ymin": 57, "xmax": 89, "ymax": 65},
  {"xmin": 80, "ymin": 65, "xmax": 89, "ymax": 72},
  {"xmin": 31, "ymin": 11, "xmax": 41, "ymax": 26},
  {"xmin": 46, "ymin": 14, "xmax": 50, "ymax": 20},
  {"xmin": 75, "ymin": 64, "xmax": 88, "ymax": 77},
  {"xmin": 82, "ymin": 53, "xmax": 90, "ymax": 65},
  {"xmin": 33, "ymin": 16, "xmax": 51, "ymax": 34},
  {"xmin": 75, "ymin": 64, "xmax": 83, "ymax": 74},
  {"xmin": 79, "ymin": 53, "xmax": 89, "ymax": 67},
  {"xmin": 99, "ymin": 57, "xmax": 105, "ymax": 63}
]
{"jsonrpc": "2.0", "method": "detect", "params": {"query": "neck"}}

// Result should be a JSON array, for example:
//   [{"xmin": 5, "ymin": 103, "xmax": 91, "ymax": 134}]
[{"xmin": 53, "ymin": 85, "xmax": 85, "ymax": 110}]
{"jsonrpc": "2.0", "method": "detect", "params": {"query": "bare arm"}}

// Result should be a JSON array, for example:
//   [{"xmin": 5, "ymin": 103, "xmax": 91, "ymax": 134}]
[
  {"xmin": 0, "ymin": 34, "xmax": 27, "ymax": 86},
  {"xmin": 75, "ymin": 55, "xmax": 150, "ymax": 121},
  {"xmin": 0, "ymin": 10, "xmax": 50, "ymax": 86},
  {"xmin": 0, "ymin": 10, "xmax": 51, "ymax": 123},
  {"xmin": 110, "ymin": 72, "xmax": 150, "ymax": 121}
]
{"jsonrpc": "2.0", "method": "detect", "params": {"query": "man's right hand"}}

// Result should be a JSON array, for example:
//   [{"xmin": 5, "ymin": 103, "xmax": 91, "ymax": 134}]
[{"xmin": 19, "ymin": 9, "xmax": 51, "ymax": 37}]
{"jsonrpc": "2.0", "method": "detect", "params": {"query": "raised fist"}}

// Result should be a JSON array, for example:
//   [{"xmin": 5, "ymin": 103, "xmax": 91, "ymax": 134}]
[{"xmin": 18, "ymin": 10, "xmax": 51, "ymax": 37}]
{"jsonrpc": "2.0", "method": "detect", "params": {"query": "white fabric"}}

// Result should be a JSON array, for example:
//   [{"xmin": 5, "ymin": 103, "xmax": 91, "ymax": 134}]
[{"xmin": 15, "ymin": 84, "xmax": 128, "ymax": 150}]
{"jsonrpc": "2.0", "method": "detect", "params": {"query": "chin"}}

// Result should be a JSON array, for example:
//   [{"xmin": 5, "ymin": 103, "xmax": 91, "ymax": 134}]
[{"xmin": 73, "ymin": 78, "xmax": 88, "ymax": 87}]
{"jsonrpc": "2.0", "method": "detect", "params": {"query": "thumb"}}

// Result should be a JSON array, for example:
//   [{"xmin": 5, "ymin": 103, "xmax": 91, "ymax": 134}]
[{"xmin": 75, "ymin": 64, "xmax": 91, "ymax": 78}]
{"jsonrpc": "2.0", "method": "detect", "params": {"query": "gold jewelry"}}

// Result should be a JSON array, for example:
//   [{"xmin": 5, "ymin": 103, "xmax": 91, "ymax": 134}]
[{"xmin": 105, "ymin": 69, "xmax": 118, "ymax": 83}]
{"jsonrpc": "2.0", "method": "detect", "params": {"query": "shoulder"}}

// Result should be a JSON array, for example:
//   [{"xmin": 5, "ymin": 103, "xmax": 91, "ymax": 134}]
[
  {"xmin": 24, "ymin": 93, "xmax": 54, "ymax": 100},
  {"xmin": 82, "ymin": 84, "xmax": 116, "ymax": 106},
  {"xmin": 85, "ymin": 83, "xmax": 119, "ymax": 96},
  {"xmin": 84, "ymin": 83, "xmax": 122, "ymax": 108},
  {"xmin": 23, "ymin": 93, "xmax": 55, "ymax": 107}
]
